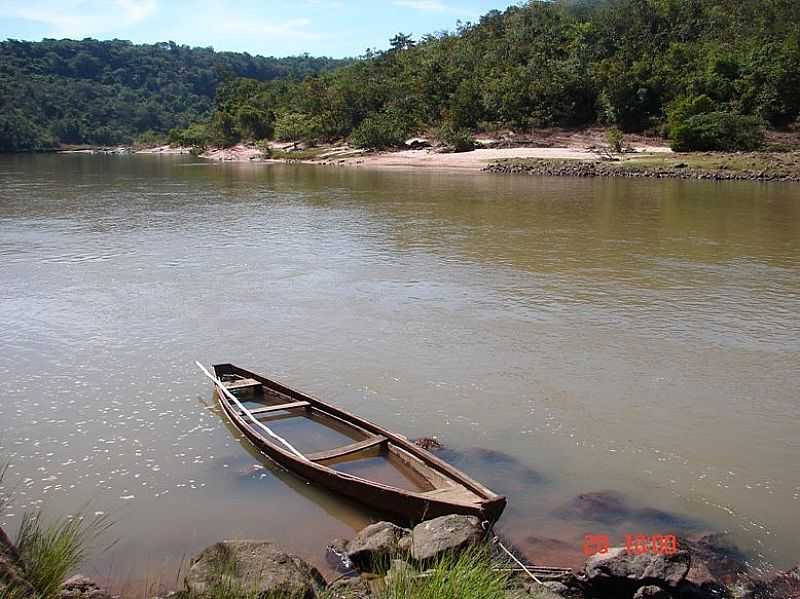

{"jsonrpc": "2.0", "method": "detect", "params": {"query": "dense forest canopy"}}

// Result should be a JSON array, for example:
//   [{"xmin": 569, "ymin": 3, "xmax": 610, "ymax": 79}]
[
  {"xmin": 3, "ymin": 0, "xmax": 800, "ymax": 153},
  {"xmin": 0, "ymin": 38, "xmax": 349, "ymax": 151},
  {"xmin": 175, "ymin": 0, "xmax": 800, "ymax": 151}
]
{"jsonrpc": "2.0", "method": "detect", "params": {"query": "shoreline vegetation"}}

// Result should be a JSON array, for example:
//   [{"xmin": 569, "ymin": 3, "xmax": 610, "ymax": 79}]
[
  {"xmin": 51, "ymin": 128, "xmax": 800, "ymax": 183},
  {"xmin": 5, "ymin": 1, "xmax": 800, "ymax": 163}
]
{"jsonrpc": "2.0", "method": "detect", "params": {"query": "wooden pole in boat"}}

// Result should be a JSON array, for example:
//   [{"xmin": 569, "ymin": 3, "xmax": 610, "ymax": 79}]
[{"xmin": 195, "ymin": 361, "xmax": 309, "ymax": 462}]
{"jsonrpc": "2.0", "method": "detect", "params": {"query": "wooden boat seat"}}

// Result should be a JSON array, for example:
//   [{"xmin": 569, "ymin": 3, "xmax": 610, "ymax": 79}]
[
  {"xmin": 421, "ymin": 486, "xmax": 482, "ymax": 505},
  {"xmin": 242, "ymin": 401, "xmax": 310, "ymax": 416},
  {"xmin": 224, "ymin": 378, "xmax": 262, "ymax": 392},
  {"xmin": 308, "ymin": 435, "xmax": 388, "ymax": 462}
]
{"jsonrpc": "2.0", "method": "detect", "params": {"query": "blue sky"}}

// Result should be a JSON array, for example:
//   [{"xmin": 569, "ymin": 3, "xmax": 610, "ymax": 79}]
[{"xmin": 0, "ymin": 0, "xmax": 517, "ymax": 57}]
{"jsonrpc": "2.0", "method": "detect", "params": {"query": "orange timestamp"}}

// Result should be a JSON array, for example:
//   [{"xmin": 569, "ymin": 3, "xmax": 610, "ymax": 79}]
[{"xmin": 582, "ymin": 533, "xmax": 679, "ymax": 557}]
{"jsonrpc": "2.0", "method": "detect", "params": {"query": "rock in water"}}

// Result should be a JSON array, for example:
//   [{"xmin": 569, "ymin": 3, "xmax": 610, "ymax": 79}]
[
  {"xmin": 1, "ymin": 525, "xmax": 34, "ymax": 596},
  {"xmin": 326, "ymin": 575, "xmax": 373, "ymax": 599},
  {"xmin": 59, "ymin": 575, "xmax": 113, "ymax": 599},
  {"xmin": 765, "ymin": 565, "xmax": 800, "ymax": 599},
  {"xmin": 554, "ymin": 490, "xmax": 634, "ymax": 524},
  {"xmin": 186, "ymin": 541, "xmax": 326, "ymax": 599},
  {"xmin": 633, "ymin": 584, "xmax": 671, "ymax": 599},
  {"xmin": 346, "ymin": 522, "xmax": 411, "ymax": 570},
  {"xmin": 410, "ymin": 514, "xmax": 484, "ymax": 562},
  {"xmin": 585, "ymin": 546, "xmax": 690, "ymax": 594}
]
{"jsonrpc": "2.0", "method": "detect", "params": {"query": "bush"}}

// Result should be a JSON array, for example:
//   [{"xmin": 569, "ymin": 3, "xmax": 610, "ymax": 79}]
[
  {"xmin": 208, "ymin": 111, "xmax": 240, "ymax": 147},
  {"xmin": 435, "ymin": 122, "xmax": 476, "ymax": 153},
  {"xmin": 606, "ymin": 127, "xmax": 624, "ymax": 153},
  {"xmin": 670, "ymin": 112, "xmax": 766, "ymax": 152},
  {"xmin": 666, "ymin": 94, "xmax": 717, "ymax": 138},
  {"xmin": 168, "ymin": 123, "xmax": 209, "ymax": 148},
  {"xmin": 134, "ymin": 130, "xmax": 166, "ymax": 147},
  {"xmin": 273, "ymin": 112, "xmax": 314, "ymax": 142},
  {"xmin": 350, "ymin": 113, "xmax": 409, "ymax": 149}
]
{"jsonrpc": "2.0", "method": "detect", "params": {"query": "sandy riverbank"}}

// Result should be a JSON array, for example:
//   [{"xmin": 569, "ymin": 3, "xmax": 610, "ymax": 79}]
[{"xmin": 197, "ymin": 136, "xmax": 672, "ymax": 172}]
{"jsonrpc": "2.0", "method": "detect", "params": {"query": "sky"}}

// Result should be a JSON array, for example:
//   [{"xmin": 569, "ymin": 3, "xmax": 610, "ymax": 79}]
[{"xmin": 0, "ymin": 0, "xmax": 518, "ymax": 57}]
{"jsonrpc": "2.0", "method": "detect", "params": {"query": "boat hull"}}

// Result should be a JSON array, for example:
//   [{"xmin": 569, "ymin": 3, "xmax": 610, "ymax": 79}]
[{"xmin": 212, "ymin": 363, "xmax": 507, "ymax": 524}]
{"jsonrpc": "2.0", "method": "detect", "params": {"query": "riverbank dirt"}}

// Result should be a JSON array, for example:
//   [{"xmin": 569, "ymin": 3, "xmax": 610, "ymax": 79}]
[
  {"xmin": 485, "ymin": 152, "xmax": 800, "ymax": 182},
  {"xmin": 190, "ymin": 128, "xmax": 800, "ymax": 182}
]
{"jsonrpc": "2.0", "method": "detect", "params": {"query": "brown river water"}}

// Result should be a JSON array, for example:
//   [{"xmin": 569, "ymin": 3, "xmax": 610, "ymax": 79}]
[{"xmin": 0, "ymin": 154, "xmax": 798, "ymax": 588}]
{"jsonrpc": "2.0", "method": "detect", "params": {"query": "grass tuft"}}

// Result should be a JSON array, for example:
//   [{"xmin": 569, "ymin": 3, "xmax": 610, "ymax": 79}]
[
  {"xmin": 15, "ymin": 512, "xmax": 113, "ymax": 599},
  {"xmin": 377, "ymin": 545, "xmax": 510, "ymax": 599}
]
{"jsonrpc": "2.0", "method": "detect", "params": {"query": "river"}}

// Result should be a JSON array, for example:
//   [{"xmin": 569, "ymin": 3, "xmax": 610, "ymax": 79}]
[{"xmin": 0, "ymin": 154, "xmax": 798, "ymax": 587}]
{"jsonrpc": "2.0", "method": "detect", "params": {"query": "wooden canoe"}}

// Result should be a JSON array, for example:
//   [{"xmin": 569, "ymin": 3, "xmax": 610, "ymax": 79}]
[{"xmin": 206, "ymin": 363, "xmax": 507, "ymax": 524}]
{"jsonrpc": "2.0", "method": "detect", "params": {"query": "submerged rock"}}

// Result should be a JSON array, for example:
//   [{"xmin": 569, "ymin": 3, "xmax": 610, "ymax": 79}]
[
  {"xmin": 186, "ymin": 540, "xmax": 325, "ymax": 599},
  {"xmin": 59, "ymin": 575, "xmax": 114, "ymax": 599},
  {"xmin": 436, "ymin": 447, "xmax": 545, "ymax": 496},
  {"xmin": 519, "ymin": 535, "xmax": 585, "ymax": 570},
  {"xmin": 410, "ymin": 514, "xmax": 484, "ymax": 562},
  {"xmin": 584, "ymin": 546, "xmax": 690, "ymax": 593},
  {"xmin": 555, "ymin": 490, "xmax": 634, "ymax": 524},
  {"xmin": 634, "ymin": 584, "xmax": 671, "ymax": 599},
  {"xmin": 412, "ymin": 437, "xmax": 442, "ymax": 450},
  {"xmin": 346, "ymin": 522, "xmax": 411, "ymax": 570},
  {"xmin": 763, "ymin": 565, "xmax": 800, "ymax": 599},
  {"xmin": 682, "ymin": 533, "xmax": 749, "ymax": 583}
]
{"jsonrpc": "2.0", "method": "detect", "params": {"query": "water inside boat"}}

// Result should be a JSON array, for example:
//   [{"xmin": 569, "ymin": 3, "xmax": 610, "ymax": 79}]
[{"xmin": 221, "ymin": 373, "xmax": 440, "ymax": 492}]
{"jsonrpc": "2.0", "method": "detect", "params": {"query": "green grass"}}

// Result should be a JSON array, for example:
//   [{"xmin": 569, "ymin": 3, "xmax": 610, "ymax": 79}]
[
  {"xmin": 15, "ymin": 512, "xmax": 113, "ymax": 599},
  {"xmin": 1, "ymin": 463, "xmax": 113, "ymax": 599},
  {"xmin": 374, "ymin": 546, "xmax": 512, "ymax": 599}
]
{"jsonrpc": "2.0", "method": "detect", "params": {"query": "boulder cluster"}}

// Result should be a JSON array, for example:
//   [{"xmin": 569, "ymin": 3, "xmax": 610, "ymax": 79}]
[{"xmin": 3, "ymin": 518, "xmax": 799, "ymax": 599}]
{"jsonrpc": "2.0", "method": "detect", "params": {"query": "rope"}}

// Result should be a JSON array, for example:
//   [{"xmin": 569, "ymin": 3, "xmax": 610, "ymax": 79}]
[
  {"xmin": 494, "ymin": 536, "xmax": 544, "ymax": 585},
  {"xmin": 482, "ymin": 521, "xmax": 544, "ymax": 586},
  {"xmin": 195, "ymin": 361, "xmax": 309, "ymax": 461}
]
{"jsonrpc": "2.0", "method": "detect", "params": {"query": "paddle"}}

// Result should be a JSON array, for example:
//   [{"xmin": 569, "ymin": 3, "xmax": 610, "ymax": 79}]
[{"xmin": 195, "ymin": 361, "xmax": 309, "ymax": 461}]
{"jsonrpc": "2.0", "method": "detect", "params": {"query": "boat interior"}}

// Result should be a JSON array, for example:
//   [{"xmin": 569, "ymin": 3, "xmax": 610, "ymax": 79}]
[{"xmin": 218, "ymin": 371, "xmax": 485, "ymax": 505}]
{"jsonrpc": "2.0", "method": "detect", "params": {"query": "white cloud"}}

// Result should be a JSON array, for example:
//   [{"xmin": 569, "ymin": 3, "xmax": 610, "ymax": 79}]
[
  {"xmin": 116, "ymin": 0, "xmax": 158, "ymax": 23},
  {"xmin": 218, "ymin": 15, "xmax": 321, "ymax": 40},
  {"xmin": 393, "ymin": 0, "xmax": 448, "ymax": 12},
  {"xmin": 3, "ymin": 0, "xmax": 158, "ymax": 38}
]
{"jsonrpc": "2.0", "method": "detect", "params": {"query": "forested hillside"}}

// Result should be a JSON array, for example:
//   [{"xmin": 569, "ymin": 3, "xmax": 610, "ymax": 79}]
[
  {"xmin": 175, "ymin": 0, "xmax": 800, "ymax": 151},
  {"xmin": 0, "ymin": 39, "xmax": 348, "ymax": 151}
]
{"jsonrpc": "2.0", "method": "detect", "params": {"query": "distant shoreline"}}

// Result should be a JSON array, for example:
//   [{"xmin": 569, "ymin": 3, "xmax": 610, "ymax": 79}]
[{"xmin": 43, "ymin": 137, "xmax": 800, "ymax": 183}]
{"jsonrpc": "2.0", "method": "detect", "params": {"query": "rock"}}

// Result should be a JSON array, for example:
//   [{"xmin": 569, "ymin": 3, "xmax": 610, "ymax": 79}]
[
  {"xmin": 554, "ymin": 490, "xmax": 634, "ymax": 524},
  {"xmin": 326, "ymin": 538, "xmax": 354, "ymax": 573},
  {"xmin": 185, "ymin": 540, "xmax": 325, "ymax": 599},
  {"xmin": 585, "ymin": 546, "xmax": 690, "ymax": 594},
  {"xmin": 1, "ymin": 525, "xmax": 34, "ymax": 597},
  {"xmin": 326, "ymin": 575, "xmax": 373, "ymax": 599},
  {"xmin": 764, "ymin": 565, "xmax": 800, "ymax": 599},
  {"xmin": 59, "ymin": 575, "xmax": 114, "ymax": 599},
  {"xmin": 346, "ymin": 522, "xmax": 411, "ymax": 570},
  {"xmin": 635, "ymin": 584, "xmax": 672, "ymax": 599},
  {"xmin": 541, "ymin": 581, "xmax": 571, "ymax": 595},
  {"xmin": 684, "ymin": 559, "xmax": 723, "ymax": 591},
  {"xmin": 411, "ymin": 514, "xmax": 484, "ymax": 562},
  {"xmin": 412, "ymin": 437, "xmax": 442, "ymax": 450},
  {"xmin": 682, "ymin": 534, "xmax": 748, "ymax": 583}
]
